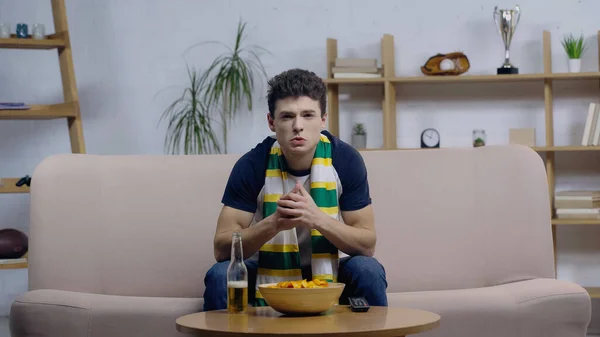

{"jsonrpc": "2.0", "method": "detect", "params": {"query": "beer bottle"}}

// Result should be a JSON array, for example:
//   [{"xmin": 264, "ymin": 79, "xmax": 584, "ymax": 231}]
[{"xmin": 227, "ymin": 232, "xmax": 248, "ymax": 313}]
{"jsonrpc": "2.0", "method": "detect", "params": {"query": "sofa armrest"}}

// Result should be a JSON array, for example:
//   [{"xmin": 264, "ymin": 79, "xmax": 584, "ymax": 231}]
[
  {"xmin": 500, "ymin": 278, "xmax": 592, "ymax": 337},
  {"xmin": 10, "ymin": 289, "xmax": 91, "ymax": 337},
  {"xmin": 10, "ymin": 289, "xmax": 204, "ymax": 337}
]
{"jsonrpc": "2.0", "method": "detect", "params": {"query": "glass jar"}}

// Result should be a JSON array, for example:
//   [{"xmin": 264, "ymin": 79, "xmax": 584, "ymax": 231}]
[
  {"xmin": 0, "ymin": 23, "xmax": 9, "ymax": 38},
  {"xmin": 32, "ymin": 24, "xmax": 46, "ymax": 40},
  {"xmin": 473, "ymin": 129, "xmax": 486, "ymax": 147}
]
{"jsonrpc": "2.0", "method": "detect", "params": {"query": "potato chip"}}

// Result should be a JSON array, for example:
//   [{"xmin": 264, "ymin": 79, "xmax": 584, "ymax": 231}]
[{"xmin": 269, "ymin": 278, "xmax": 330, "ymax": 289}]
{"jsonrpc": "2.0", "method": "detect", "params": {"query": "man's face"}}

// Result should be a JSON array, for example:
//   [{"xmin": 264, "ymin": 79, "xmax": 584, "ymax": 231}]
[{"xmin": 268, "ymin": 96, "xmax": 327, "ymax": 156}]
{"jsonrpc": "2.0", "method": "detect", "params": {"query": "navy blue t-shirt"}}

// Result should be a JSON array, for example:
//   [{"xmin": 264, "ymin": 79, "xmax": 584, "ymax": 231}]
[{"xmin": 221, "ymin": 130, "xmax": 371, "ymax": 214}]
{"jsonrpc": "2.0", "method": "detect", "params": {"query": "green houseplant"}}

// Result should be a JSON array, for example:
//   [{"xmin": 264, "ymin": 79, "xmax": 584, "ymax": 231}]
[
  {"xmin": 351, "ymin": 123, "xmax": 367, "ymax": 149},
  {"xmin": 195, "ymin": 19, "xmax": 269, "ymax": 154},
  {"xmin": 159, "ymin": 65, "xmax": 221, "ymax": 154},
  {"xmin": 561, "ymin": 34, "xmax": 587, "ymax": 73},
  {"xmin": 160, "ymin": 19, "xmax": 269, "ymax": 154}
]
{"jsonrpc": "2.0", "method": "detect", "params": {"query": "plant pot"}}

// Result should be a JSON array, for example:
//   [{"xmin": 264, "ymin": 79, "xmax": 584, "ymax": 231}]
[
  {"xmin": 568, "ymin": 58, "xmax": 581, "ymax": 73},
  {"xmin": 351, "ymin": 134, "xmax": 366, "ymax": 149}
]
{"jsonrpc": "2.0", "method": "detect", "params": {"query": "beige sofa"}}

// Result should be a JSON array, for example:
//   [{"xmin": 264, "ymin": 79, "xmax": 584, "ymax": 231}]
[{"xmin": 10, "ymin": 145, "xmax": 591, "ymax": 337}]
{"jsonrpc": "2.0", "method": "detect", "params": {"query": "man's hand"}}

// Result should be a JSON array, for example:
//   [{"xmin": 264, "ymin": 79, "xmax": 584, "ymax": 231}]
[
  {"xmin": 276, "ymin": 181, "xmax": 328, "ymax": 230},
  {"xmin": 275, "ymin": 180, "xmax": 377, "ymax": 257}
]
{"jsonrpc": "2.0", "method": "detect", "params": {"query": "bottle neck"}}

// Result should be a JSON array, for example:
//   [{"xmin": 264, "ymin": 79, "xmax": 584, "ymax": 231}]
[{"xmin": 231, "ymin": 233, "xmax": 244, "ymax": 262}]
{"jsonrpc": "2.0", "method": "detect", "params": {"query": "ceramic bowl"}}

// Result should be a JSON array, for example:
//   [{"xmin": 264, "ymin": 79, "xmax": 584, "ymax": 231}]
[{"xmin": 257, "ymin": 282, "xmax": 345, "ymax": 315}]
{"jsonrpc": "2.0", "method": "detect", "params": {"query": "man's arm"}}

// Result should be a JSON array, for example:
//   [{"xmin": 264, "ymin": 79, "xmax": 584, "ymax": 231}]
[
  {"xmin": 214, "ymin": 192, "xmax": 299, "ymax": 262},
  {"xmin": 314, "ymin": 205, "xmax": 376, "ymax": 257},
  {"xmin": 215, "ymin": 140, "xmax": 285, "ymax": 262},
  {"xmin": 213, "ymin": 206, "xmax": 276, "ymax": 262}
]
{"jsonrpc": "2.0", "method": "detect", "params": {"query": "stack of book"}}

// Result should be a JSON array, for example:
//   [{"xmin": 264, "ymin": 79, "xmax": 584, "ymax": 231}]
[
  {"xmin": 555, "ymin": 190, "xmax": 600, "ymax": 220},
  {"xmin": 332, "ymin": 58, "xmax": 382, "ymax": 78},
  {"xmin": 581, "ymin": 102, "xmax": 600, "ymax": 146}
]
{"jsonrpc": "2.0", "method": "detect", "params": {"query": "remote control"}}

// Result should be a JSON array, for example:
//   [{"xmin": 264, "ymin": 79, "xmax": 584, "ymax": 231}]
[{"xmin": 348, "ymin": 297, "xmax": 370, "ymax": 312}]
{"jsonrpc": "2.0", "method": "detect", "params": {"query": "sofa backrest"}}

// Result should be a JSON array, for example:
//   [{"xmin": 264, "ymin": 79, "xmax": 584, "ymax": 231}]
[
  {"xmin": 27, "ymin": 145, "xmax": 555, "ymax": 298},
  {"xmin": 360, "ymin": 145, "xmax": 555, "ymax": 293}
]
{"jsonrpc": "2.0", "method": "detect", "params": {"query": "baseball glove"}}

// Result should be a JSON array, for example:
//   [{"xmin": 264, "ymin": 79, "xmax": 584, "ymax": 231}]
[{"xmin": 420, "ymin": 52, "xmax": 470, "ymax": 76}]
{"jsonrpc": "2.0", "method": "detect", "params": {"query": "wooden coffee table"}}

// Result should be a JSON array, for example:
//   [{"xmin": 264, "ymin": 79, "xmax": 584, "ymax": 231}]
[{"xmin": 176, "ymin": 305, "xmax": 440, "ymax": 337}]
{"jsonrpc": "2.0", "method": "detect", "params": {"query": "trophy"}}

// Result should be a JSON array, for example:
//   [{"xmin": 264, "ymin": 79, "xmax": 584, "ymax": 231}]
[{"xmin": 493, "ymin": 5, "xmax": 521, "ymax": 74}]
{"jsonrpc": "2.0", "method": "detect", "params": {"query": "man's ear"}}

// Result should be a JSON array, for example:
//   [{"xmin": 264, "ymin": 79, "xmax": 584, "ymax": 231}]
[
  {"xmin": 321, "ymin": 112, "xmax": 327, "ymax": 129},
  {"xmin": 267, "ymin": 112, "xmax": 276, "ymax": 132}
]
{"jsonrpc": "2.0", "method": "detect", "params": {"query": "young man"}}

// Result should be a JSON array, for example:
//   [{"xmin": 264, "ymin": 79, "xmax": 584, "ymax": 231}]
[{"xmin": 203, "ymin": 68, "xmax": 387, "ymax": 310}]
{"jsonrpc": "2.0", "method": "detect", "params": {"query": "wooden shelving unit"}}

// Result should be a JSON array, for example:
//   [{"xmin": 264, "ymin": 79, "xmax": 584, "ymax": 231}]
[
  {"xmin": 0, "ymin": 0, "xmax": 87, "ymax": 268},
  {"xmin": 325, "ymin": 30, "xmax": 600, "ymax": 295}
]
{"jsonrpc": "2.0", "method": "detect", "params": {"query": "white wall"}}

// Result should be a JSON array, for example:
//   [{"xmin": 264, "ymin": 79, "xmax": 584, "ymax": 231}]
[{"xmin": 0, "ymin": 0, "xmax": 599, "ymax": 326}]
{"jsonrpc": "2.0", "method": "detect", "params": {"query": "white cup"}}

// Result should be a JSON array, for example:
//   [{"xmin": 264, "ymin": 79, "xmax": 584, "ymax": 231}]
[
  {"xmin": 0, "ymin": 23, "xmax": 10, "ymax": 38},
  {"xmin": 32, "ymin": 23, "xmax": 45, "ymax": 40}
]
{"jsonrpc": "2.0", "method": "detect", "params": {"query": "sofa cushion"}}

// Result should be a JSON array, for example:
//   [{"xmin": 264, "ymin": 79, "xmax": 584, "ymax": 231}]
[
  {"xmin": 387, "ymin": 278, "xmax": 591, "ymax": 337},
  {"xmin": 11, "ymin": 289, "xmax": 203, "ymax": 337}
]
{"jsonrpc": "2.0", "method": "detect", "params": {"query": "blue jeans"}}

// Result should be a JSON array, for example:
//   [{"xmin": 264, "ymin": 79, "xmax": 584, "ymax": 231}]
[{"xmin": 202, "ymin": 255, "xmax": 388, "ymax": 311}]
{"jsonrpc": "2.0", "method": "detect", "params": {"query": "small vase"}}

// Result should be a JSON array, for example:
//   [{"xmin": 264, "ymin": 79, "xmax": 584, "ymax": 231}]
[
  {"xmin": 351, "ymin": 134, "xmax": 366, "ymax": 149},
  {"xmin": 15, "ymin": 23, "xmax": 28, "ymax": 38},
  {"xmin": 568, "ymin": 58, "xmax": 581, "ymax": 73}
]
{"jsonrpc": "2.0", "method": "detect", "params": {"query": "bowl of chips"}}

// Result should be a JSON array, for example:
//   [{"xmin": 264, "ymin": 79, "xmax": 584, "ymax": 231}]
[{"xmin": 257, "ymin": 279, "xmax": 345, "ymax": 315}]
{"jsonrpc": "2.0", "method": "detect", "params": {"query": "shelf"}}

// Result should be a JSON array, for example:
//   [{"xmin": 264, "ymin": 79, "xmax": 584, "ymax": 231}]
[
  {"xmin": 552, "ymin": 219, "xmax": 600, "ymax": 225},
  {"xmin": 361, "ymin": 146, "xmax": 600, "ymax": 152},
  {"xmin": 532, "ymin": 146, "xmax": 600, "ymax": 152},
  {"xmin": 0, "ymin": 259, "xmax": 27, "ymax": 270},
  {"xmin": 324, "ymin": 72, "xmax": 600, "ymax": 85},
  {"xmin": 0, "ymin": 33, "xmax": 66, "ymax": 50},
  {"xmin": 360, "ymin": 146, "xmax": 600, "ymax": 152},
  {"xmin": 391, "ymin": 73, "xmax": 547, "ymax": 84},
  {"xmin": 399, "ymin": 72, "xmax": 600, "ymax": 84},
  {"xmin": 0, "ymin": 178, "xmax": 30, "ymax": 194},
  {"xmin": 323, "ymin": 78, "xmax": 385, "ymax": 85},
  {"xmin": 0, "ymin": 102, "xmax": 77, "ymax": 120},
  {"xmin": 357, "ymin": 148, "xmax": 386, "ymax": 151},
  {"xmin": 585, "ymin": 287, "xmax": 600, "ymax": 299},
  {"xmin": 547, "ymin": 72, "xmax": 600, "ymax": 81}
]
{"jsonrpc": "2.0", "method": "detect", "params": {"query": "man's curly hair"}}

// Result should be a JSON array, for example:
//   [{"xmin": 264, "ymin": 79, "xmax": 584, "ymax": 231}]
[{"xmin": 267, "ymin": 69, "xmax": 327, "ymax": 118}]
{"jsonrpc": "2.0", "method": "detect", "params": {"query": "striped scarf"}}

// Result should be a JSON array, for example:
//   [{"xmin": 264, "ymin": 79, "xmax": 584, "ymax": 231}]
[{"xmin": 254, "ymin": 134, "xmax": 340, "ymax": 306}]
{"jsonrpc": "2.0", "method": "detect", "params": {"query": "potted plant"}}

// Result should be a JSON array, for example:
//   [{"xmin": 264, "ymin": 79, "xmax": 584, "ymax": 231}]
[
  {"xmin": 351, "ymin": 123, "xmax": 367, "ymax": 149},
  {"xmin": 472, "ymin": 129, "xmax": 486, "ymax": 147},
  {"xmin": 159, "ymin": 65, "xmax": 221, "ymax": 154},
  {"xmin": 561, "ymin": 33, "xmax": 587, "ymax": 73},
  {"xmin": 195, "ymin": 19, "xmax": 269, "ymax": 154},
  {"xmin": 160, "ymin": 19, "xmax": 269, "ymax": 154}
]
